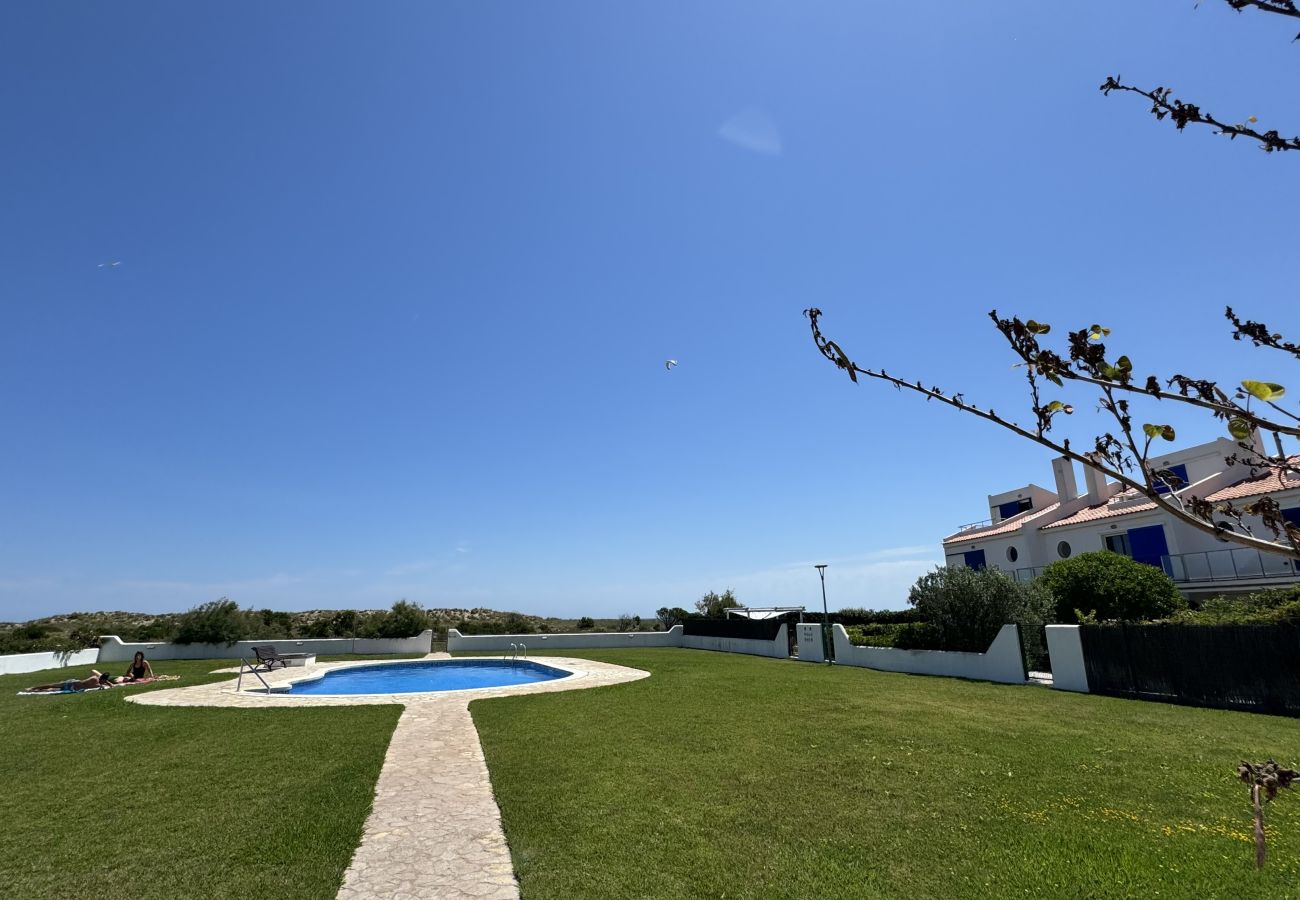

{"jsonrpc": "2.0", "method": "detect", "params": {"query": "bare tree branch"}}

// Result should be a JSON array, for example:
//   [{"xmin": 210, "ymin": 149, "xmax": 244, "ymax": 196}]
[
  {"xmin": 803, "ymin": 308, "xmax": 1300, "ymax": 559},
  {"xmin": 1100, "ymin": 77, "xmax": 1300, "ymax": 152},
  {"xmin": 989, "ymin": 310, "xmax": 1300, "ymax": 439},
  {"xmin": 1227, "ymin": 307, "xmax": 1300, "ymax": 362},
  {"xmin": 1217, "ymin": 0, "xmax": 1300, "ymax": 33}
]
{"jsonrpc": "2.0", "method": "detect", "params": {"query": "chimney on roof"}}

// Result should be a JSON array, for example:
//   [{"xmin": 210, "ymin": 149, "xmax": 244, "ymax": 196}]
[
  {"xmin": 1051, "ymin": 457, "xmax": 1078, "ymax": 503},
  {"xmin": 1081, "ymin": 455, "xmax": 1109, "ymax": 506}
]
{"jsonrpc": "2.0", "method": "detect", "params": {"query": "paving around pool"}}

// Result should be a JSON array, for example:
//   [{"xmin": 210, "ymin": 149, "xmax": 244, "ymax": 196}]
[{"xmin": 129, "ymin": 653, "xmax": 648, "ymax": 900}]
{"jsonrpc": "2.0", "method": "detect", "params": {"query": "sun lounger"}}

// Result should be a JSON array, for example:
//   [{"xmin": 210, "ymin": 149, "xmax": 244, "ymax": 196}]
[{"xmin": 250, "ymin": 645, "xmax": 314, "ymax": 670}]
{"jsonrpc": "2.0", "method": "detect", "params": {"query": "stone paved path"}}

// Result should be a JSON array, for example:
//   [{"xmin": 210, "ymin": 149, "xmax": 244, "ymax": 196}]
[
  {"xmin": 130, "ymin": 655, "xmax": 648, "ymax": 899},
  {"xmin": 337, "ymin": 703, "xmax": 518, "ymax": 900}
]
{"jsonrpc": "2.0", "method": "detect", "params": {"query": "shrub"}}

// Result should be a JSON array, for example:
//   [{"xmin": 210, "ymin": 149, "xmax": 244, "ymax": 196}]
[
  {"xmin": 368, "ymin": 600, "xmax": 431, "ymax": 639},
  {"xmin": 1164, "ymin": 585, "xmax": 1300, "ymax": 625},
  {"xmin": 0, "ymin": 624, "xmax": 82, "ymax": 655},
  {"xmin": 173, "ymin": 598, "xmax": 248, "ymax": 645},
  {"xmin": 905, "ymin": 566, "xmax": 1052, "ymax": 653},
  {"xmin": 695, "ymin": 589, "xmax": 740, "ymax": 619},
  {"xmin": 1039, "ymin": 551, "xmax": 1185, "ymax": 623},
  {"xmin": 844, "ymin": 623, "xmax": 915, "ymax": 647},
  {"xmin": 498, "ymin": 612, "xmax": 537, "ymax": 635},
  {"xmin": 656, "ymin": 607, "xmax": 690, "ymax": 629},
  {"xmin": 834, "ymin": 607, "xmax": 925, "ymax": 626},
  {"xmin": 576, "ymin": 616, "xmax": 595, "ymax": 630}
]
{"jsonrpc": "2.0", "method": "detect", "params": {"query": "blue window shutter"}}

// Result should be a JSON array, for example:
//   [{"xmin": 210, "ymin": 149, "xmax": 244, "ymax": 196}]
[
  {"xmin": 1153, "ymin": 464, "xmax": 1189, "ymax": 495},
  {"xmin": 1127, "ymin": 525, "xmax": 1170, "ymax": 569}
]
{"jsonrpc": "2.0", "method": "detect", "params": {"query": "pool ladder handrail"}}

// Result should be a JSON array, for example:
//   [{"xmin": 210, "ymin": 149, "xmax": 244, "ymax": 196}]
[
  {"xmin": 508, "ymin": 642, "xmax": 528, "ymax": 665},
  {"xmin": 236, "ymin": 657, "xmax": 274, "ymax": 694}
]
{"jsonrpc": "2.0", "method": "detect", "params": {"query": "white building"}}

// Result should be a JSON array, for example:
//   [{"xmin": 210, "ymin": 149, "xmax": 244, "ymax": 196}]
[{"xmin": 941, "ymin": 438, "xmax": 1300, "ymax": 600}]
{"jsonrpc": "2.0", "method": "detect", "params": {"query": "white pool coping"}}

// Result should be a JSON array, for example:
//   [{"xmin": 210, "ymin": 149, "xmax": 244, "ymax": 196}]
[{"xmin": 246, "ymin": 656, "xmax": 578, "ymax": 698}]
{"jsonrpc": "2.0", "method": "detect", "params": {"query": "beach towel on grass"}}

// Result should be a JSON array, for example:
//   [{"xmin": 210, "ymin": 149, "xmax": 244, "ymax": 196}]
[
  {"xmin": 16, "ymin": 685, "xmax": 113, "ymax": 697},
  {"xmin": 16, "ymin": 675, "xmax": 180, "ymax": 696}
]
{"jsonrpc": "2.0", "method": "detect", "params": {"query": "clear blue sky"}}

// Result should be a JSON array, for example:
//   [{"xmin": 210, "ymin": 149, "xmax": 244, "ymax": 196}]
[{"xmin": 3, "ymin": 1, "xmax": 1297, "ymax": 620}]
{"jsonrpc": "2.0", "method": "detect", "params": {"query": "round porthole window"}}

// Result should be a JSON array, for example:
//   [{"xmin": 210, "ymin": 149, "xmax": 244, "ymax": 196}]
[
  {"xmin": 1057, "ymin": 541, "xmax": 1072, "ymax": 559},
  {"xmin": 1006, "ymin": 546, "xmax": 1019, "ymax": 562}
]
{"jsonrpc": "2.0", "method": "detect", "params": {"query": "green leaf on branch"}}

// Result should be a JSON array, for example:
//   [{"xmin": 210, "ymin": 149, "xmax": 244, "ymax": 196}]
[
  {"xmin": 1025, "ymin": 320, "xmax": 1051, "ymax": 335},
  {"xmin": 1087, "ymin": 324, "xmax": 1111, "ymax": 341},
  {"xmin": 1228, "ymin": 417, "xmax": 1252, "ymax": 440},
  {"xmin": 1241, "ymin": 380, "xmax": 1286, "ymax": 401},
  {"xmin": 1142, "ymin": 423, "xmax": 1175, "ymax": 441}
]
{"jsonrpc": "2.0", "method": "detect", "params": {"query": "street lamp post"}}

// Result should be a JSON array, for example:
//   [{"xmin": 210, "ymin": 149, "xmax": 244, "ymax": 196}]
[{"xmin": 814, "ymin": 563, "xmax": 831, "ymax": 664}]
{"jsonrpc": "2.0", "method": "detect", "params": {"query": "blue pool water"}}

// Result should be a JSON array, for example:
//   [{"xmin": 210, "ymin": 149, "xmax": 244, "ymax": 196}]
[{"xmin": 289, "ymin": 659, "xmax": 570, "ymax": 695}]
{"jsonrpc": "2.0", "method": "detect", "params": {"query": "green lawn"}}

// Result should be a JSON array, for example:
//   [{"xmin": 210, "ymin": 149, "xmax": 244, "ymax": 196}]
[
  {"xmin": 0, "ymin": 658, "xmax": 403, "ymax": 899},
  {"xmin": 469, "ymin": 649, "xmax": 1300, "ymax": 899}
]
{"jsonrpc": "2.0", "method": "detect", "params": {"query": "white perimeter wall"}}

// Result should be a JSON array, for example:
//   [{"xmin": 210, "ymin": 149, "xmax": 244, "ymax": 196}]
[
  {"xmin": 448, "ymin": 624, "xmax": 789, "ymax": 659},
  {"xmin": 448, "ymin": 626, "xmax": 684, "ymax": 652},
  {"xmin": 0, "ymin": 648, "xmax": 101, "ymax": 676},
  {"xmin": 829, "ymin": 623, "xmax": 1027, "ymax": 684},
  {"xmin": 681, "ymin": 626, "xmax": 787, "ymax": 659},
  {"xmin": 97, "ymin": 630, "xmax": 435, "ymax": 662},
  {"xmin": 1045, "ymin": 625, "xmax": 1089, "ymax": 692}
]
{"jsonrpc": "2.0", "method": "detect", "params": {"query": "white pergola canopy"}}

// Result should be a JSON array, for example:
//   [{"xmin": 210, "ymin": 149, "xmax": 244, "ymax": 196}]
[{"xmin": 725, "ymin": 606, "xmax": 806, "ymax": 621}]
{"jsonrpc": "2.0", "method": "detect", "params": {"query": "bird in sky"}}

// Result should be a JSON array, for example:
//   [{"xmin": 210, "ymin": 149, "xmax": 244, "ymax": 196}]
[
  {"xmin": 665, "ymin": 359, "xmax": 678, "ymax": 371},
  {"xmin": 97, "ymin": 261, "xmax": 121, "ymax": 268}
]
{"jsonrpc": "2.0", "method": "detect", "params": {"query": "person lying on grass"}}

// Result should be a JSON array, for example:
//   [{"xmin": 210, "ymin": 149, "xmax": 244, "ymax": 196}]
[{"xmin": 25, "ymin": 671, "xmax": 113, "ymax": 693}]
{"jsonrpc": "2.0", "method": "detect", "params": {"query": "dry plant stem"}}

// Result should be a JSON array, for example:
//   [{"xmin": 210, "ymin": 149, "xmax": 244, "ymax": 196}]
[{"xmin": 1253, "ymin": 782, "xmax": 1267, "ymax": 869}]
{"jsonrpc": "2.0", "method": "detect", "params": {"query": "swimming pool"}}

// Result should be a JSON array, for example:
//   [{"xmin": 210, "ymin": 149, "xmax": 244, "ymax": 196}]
[{"xmin": 288, "ymin": 659, "xmax": 571, "ymax": 695}]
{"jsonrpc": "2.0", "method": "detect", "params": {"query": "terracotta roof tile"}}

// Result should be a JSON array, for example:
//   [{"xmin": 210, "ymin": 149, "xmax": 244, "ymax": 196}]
[
  {"xmin": 943, "ymin": 502, "xmax": 1061, "ymax": 545},
  {"xmin": 1205, "ymin": 459, "xmax": 1300, "ymax": 503},
  {"xmin": 1040, "ymin": 490, "xmax": 1156, "ymax": 531}
]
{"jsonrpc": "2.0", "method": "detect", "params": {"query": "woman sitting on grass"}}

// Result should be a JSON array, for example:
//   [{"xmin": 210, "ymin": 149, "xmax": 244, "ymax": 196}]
[
  {"xmin": 123, "ymin": 651, "xmax": 154, "ymax": 683},
  {"xmin": 26, "ymin": 671, "xmax": 113, "ymax": 693}
]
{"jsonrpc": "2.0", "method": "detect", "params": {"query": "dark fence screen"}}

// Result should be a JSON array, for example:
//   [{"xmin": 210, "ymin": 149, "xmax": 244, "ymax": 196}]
[
  {"xmin": 682, "ymin": 618, "xmax": 784, "ymax": 641},
  {"xmin": 1079, "ymin": 624, "xmax": 1300, "ymax": 716}
]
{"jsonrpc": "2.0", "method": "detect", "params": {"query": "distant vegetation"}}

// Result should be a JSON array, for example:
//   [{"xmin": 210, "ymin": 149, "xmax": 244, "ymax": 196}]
[{"xmin": 0, "ymin": 599, "xmax": 674, "ymax": 654}]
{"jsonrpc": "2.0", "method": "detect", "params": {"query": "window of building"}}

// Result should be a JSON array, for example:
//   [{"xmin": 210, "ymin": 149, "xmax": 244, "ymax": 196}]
[
  {"xmin": 1152, "ymin": 463, "xmax": 1189, "ymax": 495},
  {"xmin": 1006, "ymin": 546, "xmax": 1018, "ymax": 562},
  {"xmin": 1057, "ymin": 541, "xmax": 1072, "ymax": 559},
  {"xmin": 997, "ymin": 497, "xmax": 1033, "ymax": 520},
  {"xmin": 1104, "ymin": 533, "xmax": 1131, "ymax": 556}
]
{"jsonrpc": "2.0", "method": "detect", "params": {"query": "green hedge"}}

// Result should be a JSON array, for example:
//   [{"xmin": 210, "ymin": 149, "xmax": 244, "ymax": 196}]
[
  {"xmin": 843, "ymin": 622, "xmax": 944, "ymax": 650},
  {"xmin": 1164, "ymin": 585, "xmax": 1300, "ymax": 625}
]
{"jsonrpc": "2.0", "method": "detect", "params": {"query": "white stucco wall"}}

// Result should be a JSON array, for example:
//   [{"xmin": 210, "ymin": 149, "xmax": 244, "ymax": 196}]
[
  {"xmin": 831, "ymin": 623, "xmax": 1026, "ymax": 684},
  {"xmin": 448, "ymin": 626, "xmax": 683, "ymax": 653},
  {"xmin": 0, "ymin": 648, "xmax": 101, "ymax": 676},
  {"xmin": 448, "ymin": 624, "xmax": 788, "ymax": 659},
  {"xmin": 97, "ymin": 630, "xmax": 434, "ymax": 662},
  {"xmin": 1044, "ymin": 625, "xmax": 1089, "ymax": 692},
  {"xmin": 796, "ymin": 622, "xmax": 827, "ymax": 662}
]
